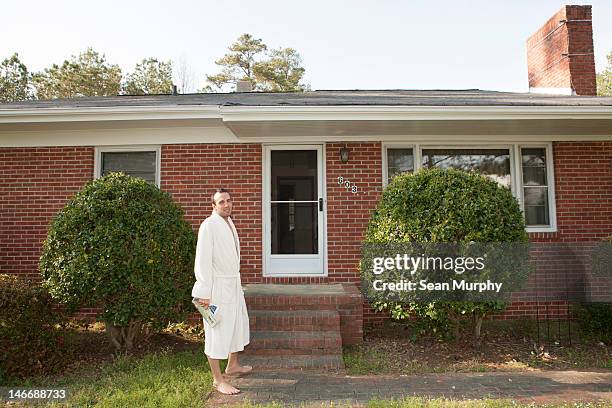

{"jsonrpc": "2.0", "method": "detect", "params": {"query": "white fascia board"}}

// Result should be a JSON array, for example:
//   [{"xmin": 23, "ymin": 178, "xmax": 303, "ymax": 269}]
[
  {"xmin": 220, "ymin": 105, "xmax": 612, "ymax": 121},
  {"xmin": 0, "ymin": 105, "xmax": 222, "ymax": 123},
  {"xmin": 2, "ymin": 104, "xmax": 612, "ymax": 125}
]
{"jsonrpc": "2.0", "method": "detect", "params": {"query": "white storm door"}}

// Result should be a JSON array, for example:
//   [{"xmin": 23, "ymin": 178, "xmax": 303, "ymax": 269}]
[{"xmin": 263, "ymin": 145, "xmax": 325, "ymax": 276}]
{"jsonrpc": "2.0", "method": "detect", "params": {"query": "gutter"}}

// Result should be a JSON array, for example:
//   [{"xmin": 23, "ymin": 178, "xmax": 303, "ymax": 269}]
[
  {"xmin": 1, "ymin": 104, "xmax": 612, "ymax": 125},
  {"xmin": 219, "ymin": 105, "xmax": 612, "ymax": 121},
  {"xmin": 0, "ymin": 105, "xmax": 222, "ymax": 124}
]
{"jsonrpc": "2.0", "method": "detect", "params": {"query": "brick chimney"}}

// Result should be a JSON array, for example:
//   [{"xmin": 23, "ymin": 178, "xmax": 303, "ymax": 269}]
[{"xmin": 526, "ymin": 5, "xmax": 596, "ymax": 96}]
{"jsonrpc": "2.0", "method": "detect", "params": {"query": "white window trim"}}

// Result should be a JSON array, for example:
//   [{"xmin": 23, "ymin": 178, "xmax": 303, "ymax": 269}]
[
  {"xmin": 94, "ymin": 145, "xmax": 162, "ymax": 188},
  {"xmin": 517, "ymin": 143, "xmax": 557, "ymax": 233},
  {"xmin": 261, "ymin": 143, "xmax": 328, "ymax": 277},
  {"xmin": 382, "ymin": 142, "xmax": 417, "ymax": 187},
  {"xmin": 381, "ymin": 142, "xmax": 557, "ymax": 233}
]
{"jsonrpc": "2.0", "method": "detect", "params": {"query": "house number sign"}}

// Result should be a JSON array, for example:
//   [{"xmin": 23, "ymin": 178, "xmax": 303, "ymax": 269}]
[{"xmin": 337, "ymin": 176, "xmax": 358, "ymax": 193}]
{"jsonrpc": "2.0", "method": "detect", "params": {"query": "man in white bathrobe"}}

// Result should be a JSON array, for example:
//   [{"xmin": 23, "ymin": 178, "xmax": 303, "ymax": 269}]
[{"xmin": 193, "ymin": 188, "xmax": 251, "ymax": 395}]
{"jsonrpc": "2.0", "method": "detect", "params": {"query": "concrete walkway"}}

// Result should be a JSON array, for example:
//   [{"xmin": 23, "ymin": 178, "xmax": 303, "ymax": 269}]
[{"xmin": 206, "ymin": 369, "xmax": 612, "ymax": 407}]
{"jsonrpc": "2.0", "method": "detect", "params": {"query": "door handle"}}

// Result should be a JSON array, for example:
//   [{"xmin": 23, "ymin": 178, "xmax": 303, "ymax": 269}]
[{"xmin": 319, "ymin": 198, "xmax": 324, "ymax": 212}]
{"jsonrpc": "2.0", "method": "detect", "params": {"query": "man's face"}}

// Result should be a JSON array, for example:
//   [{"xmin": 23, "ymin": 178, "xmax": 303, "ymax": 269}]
[{"xmin": 212, "ymin": 192, "xmax": 233, "ymax": 218}]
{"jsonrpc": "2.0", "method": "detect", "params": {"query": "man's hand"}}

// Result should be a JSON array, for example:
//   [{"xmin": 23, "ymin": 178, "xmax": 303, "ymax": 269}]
[{"xmin": 196, "ymin": 298, "xmax": 210, "ymax": 308}]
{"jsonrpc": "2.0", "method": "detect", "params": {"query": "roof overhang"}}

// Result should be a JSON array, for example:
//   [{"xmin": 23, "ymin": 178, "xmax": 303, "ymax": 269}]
[
  {"xmin": 1, "ymin": 105, "xmax": 611, "ymax": 139},
  {"xmin": 220, "ymin": 106, "xmax": 612, "ymax": 138},
  {"xmin": 220, "ymin": 105, "xmax": 612, "ymax": 121}
]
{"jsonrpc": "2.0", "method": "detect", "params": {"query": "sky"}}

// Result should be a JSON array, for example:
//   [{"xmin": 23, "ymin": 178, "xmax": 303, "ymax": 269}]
[{"xmin": 2, "ymin": 0, "xmax": 611, "ymax": 93}]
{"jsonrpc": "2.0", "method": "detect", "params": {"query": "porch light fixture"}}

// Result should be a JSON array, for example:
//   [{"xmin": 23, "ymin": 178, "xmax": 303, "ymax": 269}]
[{"xmin": 339, "ymin": 145, "xmax": 350, "ymax": 163}]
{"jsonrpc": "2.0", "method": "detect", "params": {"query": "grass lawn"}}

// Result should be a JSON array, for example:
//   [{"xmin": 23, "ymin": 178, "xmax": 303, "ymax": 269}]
[
  {"xmin": 4, "ymin": 322, "xmax": 214, "ymax": 407},
  {"xmin": 10, "ymin": 349, "xmax": 213, "ymax": 408}
]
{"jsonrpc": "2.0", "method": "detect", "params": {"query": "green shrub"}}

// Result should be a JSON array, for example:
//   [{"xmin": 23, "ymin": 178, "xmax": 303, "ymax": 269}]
[
  {"xmin": 39, "ymin": 172, "xmax": 197, "ymax": 352},
  {"xmin": 0, "ymin": 274, "xmax": 69, "ymax": 381},
  {"xmin": 572, "ymin": 302, "xmax": 612, "ymax": 344},
  {"xmin": 363, "ymin": 168, "xmax": 530, "ymax": 339},
  {"xmin": 581, "ymin": 235, "xmax": 612, "ymax": 343}
]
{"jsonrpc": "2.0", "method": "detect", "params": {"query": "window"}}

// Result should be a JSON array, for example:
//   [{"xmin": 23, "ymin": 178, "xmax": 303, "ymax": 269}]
[
  {"xmin": 520, "ymin": 148, "xmax": 550, "ymax": 226},
  {"xmin": 387, "ymin": 148, "xmax": 414, "ymax": 181},
  {"xmin": 95, "ymin": 147, "xmax": 160, "ymax": 186},
  {"xmin": 422, "ymin": 148, "xmax": 511, "ymax": 189},
  {"xmin": 383, "ymin": 144, "xmax": 556, "ymax": 231}
]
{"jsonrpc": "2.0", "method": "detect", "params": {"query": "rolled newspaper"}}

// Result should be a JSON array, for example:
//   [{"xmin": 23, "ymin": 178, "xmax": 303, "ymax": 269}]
[{"xmin": 192, "ymin": 298, "xmax": 220, "ymax": 327}]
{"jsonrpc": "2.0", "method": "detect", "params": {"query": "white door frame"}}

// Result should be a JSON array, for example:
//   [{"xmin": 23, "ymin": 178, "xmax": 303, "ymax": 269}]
[{"xmin": 262, "ymin": 144, "xmax": 327, "ymax": 277}]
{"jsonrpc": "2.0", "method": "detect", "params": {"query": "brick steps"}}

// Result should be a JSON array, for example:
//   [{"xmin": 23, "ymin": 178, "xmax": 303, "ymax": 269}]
[
  {"xmin": 249, "ymin": 309, "xmax": 340, "ymax": 331},
  {"xmin": 241, "ymin": 284, "xmax": 363, "ymax": 369},
  {"xmin": 247, "ymin": 330, "xmax": 342, "ymax": 355},
  {"xmin": 243, "ymin": 348, "xmax": 342, "ymax": 356}
]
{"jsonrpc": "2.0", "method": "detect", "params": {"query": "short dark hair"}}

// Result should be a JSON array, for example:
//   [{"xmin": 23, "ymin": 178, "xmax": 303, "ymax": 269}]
[{"xmin": 211, "ymin": 188, "xmax": 231, "ymax": 204}]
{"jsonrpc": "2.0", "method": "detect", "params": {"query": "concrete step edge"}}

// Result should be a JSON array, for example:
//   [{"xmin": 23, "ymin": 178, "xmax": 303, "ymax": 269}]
[
  {"xmin": 249, "ymin": 309, "xmax": 339, "ymax": 317},
  {"xmin": 250, "ymin": 330, "xmax": 342, "ymax": 339},
  {"xmin": 240, "ymin": 355, "xmax": 345, "ymax": 369}
]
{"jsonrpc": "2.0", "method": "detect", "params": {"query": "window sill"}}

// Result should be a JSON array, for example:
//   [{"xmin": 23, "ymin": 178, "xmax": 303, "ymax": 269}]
[{"xmin": 526, "ymin": 226, "xmax": 557, "ymax": 233}]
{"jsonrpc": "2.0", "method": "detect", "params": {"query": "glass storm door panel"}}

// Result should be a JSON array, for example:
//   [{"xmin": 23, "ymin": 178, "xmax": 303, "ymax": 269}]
[{"xmin": 264, "ymin": 145, "xmax": 325, "ymax": 276}]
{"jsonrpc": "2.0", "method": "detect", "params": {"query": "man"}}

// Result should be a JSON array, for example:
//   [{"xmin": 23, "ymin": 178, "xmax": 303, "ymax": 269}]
[{"xmin": 193, "ymin": 188, "xmax": 252, "ymax": 395}]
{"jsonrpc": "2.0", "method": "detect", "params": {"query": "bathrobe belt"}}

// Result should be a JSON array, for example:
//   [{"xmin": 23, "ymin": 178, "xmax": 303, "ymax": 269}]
[{"xmin": 214, "ymin": 274, "xmax": 242, "ymax": 287}]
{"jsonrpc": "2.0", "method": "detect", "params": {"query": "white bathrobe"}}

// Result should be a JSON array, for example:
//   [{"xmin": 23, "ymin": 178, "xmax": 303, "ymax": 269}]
[{"xmin": 192, "ymin": 211, "xmax": 250, "ymax": 359}]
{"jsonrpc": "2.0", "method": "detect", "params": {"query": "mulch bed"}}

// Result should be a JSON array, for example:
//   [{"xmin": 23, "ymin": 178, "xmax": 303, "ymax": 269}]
[{"xmin": 349, "ymin": 320, "xmax": 611, "ymax": 374}]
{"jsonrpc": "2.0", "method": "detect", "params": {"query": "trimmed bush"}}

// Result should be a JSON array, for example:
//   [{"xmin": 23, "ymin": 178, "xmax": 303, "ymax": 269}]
[
  {"xmin": 0, "ymin": 274, "xmax": 69, "ymax": 380},
  {"xmin": 362, "ymin": 168, "xmax": 530, "ymax": 339},
  {"xmin": 39, "ymin": 172, "xmax": 196, "ymax": 352},
  {"xmin": 572, "ymin": 302, "xmax": 612, "ymax": 344},
  {"xmin": 581, "ymin": 235, "xmax": 612, "ymax": 343}
]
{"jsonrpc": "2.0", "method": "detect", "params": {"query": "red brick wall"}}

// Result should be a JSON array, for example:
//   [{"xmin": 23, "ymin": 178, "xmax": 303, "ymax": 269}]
[
  {"xmin": 550, "ymin": 141, "xmax": 612, "ymax": 241},
  {"xmin": 493, "ymin": 141, "xmax": 612, "ymax": 320},
  {"xmin": 1, "ymin": 141, "xmax": 609, "ymax": 326},
  {"xmin": 526, "ymin": 5, "xmax": 596, "ymax": 96},
  {"xmin": 0, "ymin": 147, "xmax": 94, "ymax": 280},
  {"xmin": 324, "ymin": 143, "xmax": 388, "ymax": 325},
  {"xmin": 161, "ymin": 143, "xmax": 263, "ymax": 283},
  {"xmin": 325, "ymin": 143, "xmax": 383, "ymax": 284}
]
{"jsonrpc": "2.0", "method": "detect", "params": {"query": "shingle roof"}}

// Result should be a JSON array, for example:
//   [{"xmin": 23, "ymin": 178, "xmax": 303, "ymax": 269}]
[{"xmin": 2, "ymin": 89, "xmax": 612, "ymax": 109}]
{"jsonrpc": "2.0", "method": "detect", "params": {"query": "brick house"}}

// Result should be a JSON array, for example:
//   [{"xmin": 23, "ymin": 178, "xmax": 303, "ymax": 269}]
[{"xmin": 0, "ymin": 5, "xmax": 610, "ymax": 366}]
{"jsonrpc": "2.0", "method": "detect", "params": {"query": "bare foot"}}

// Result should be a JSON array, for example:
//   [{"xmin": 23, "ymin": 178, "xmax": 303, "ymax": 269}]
[
  {"xmin": 213, "ymin": 381, "xmax": 240, "ymax": 395},
  {"xmin": 225, "ymin": 364, "xmax": 253, "ymax": 376}
]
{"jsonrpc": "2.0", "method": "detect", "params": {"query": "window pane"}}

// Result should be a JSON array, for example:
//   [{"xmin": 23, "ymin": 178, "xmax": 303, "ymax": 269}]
[
  {"xmin": 271, "ymin": 150, "xmax": 317, "ymax": 201},
  {"xmin": 524, "ymin": 187, "xmax": 550, "ymax": 225},
  {"xmin": 421, "ymin": 149, "xmax": 511, "ymax": 188},
  {"xmin": 525, "ymin": 206, "xmax": 549, "ymax": 226},
  {"xmin": 271, "ymin": 202, "xmax": 318, "ymax": 254},
  {"xmin": 521, "ymin": 148, "xmax": 550, "ymax": 226},
  {"xmin": 521, "ymin": 148, "xmax": 546, "ymax": 167},
  {"xmin": 521, "ymin": 148, "xmax": 547, "ymax": 186},
  {"xmin": 524, "ymin": 187, "xmax": 548, "ymax": 206},
  {"xmin": 102, "ymin": 151, "xmax": 156, "ymax": 184},
  {"xmin": 387, "ymin": 148, "xmax": 414, "ymax": 181},
  {"xmin": 522, "ymin": 167, "xmax": 547, "ymax": 186}
]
